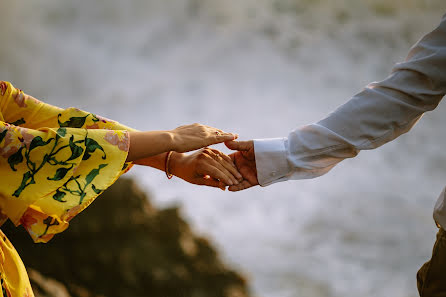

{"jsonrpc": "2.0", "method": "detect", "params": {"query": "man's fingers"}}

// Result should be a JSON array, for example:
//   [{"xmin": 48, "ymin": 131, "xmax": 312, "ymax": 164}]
[
  {"xmin": 228, "ymin": 180, "xmax": 254, "ymax": 192},
  {"xmin": 225, "ymin": 140, "xmax": 253, "ymax": 152},
  {"xmin": 238, "ymin": 166, "xmax": 259, "ymax": 186}
]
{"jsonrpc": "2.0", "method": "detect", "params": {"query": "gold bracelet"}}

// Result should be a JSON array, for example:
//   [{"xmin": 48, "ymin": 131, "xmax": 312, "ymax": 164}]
[{"xmin": 165, "ymin": 151, "xmax": 173, "ymax": 179}]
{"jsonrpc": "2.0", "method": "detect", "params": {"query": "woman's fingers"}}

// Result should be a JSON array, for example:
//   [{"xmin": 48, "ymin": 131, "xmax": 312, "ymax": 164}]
[
  {"xmin": 205, "ymin": 125, "xmax": 238, "ymax": 143},
  {"xmin": 205, "ymin": 162, "xmax": 235, "ymax": 186},
  {"xmin": 171, "ymin": 123, "xmax": 238, "ymax": 153},
  {"xmin": 198, "ymin": 156, "xmax": 238, "ymax": 186},
  {"xmin": 209, "ymin": 148, "xmax": 243, "ymax": 182},
  {"xmin": 202, "ymin": 149, "xmax": 240, "ymax": 185},
  {"xmin": 214, "ymin": 132, "xmax": 238, "ymax": 143},
  {"xmin": 201, "ymin": 176, "xmax": 226, "ymax": 191}
]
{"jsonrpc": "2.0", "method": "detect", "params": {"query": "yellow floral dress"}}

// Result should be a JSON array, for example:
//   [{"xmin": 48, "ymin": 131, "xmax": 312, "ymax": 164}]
[{"xmin": 0, "ymin": 81, "xmax": 135, "ymax": 297}]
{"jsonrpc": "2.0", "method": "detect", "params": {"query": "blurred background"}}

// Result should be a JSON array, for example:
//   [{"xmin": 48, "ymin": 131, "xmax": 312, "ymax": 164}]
[{"xmin": 1, "ymin": 1, "xmax": 446, "ymax": 296}]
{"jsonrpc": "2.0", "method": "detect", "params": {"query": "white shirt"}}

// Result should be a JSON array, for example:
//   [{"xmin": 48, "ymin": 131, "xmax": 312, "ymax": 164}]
[{"xmin": 254, "ymin": 13, "xmax": 446, "ymax": 228}]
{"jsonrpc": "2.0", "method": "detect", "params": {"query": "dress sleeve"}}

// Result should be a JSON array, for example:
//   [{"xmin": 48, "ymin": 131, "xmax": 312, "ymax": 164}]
[{"xmin": 0, "ymin": 81, "xmax": 136, "ymax": 243}]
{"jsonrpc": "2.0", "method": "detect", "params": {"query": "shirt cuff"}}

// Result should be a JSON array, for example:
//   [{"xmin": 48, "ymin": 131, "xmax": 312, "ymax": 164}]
[{"xmin": 254, "ymin": 138, "xmax": 291, "ymax": 187}]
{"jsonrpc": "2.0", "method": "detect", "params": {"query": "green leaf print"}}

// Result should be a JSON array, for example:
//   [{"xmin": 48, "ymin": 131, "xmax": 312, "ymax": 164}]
[
  {"xmin": 11, "ymin": 119, "xmax": 111, "ymax": 201},
  {"xmin": 40, "ymin": 216, "xmax": 60, "ymax": 237},
  {"xmin": 85, "ymin": 164, "xmax": 107, "ymax": 185},
  {"xmin": 91, "ymin": 184, "xmax": 103, "ymax": 195},
  {"xmin": 8, "ymin": 147, "xmax": 24, "ymax": 171},
  {"xmin": 11, "ymin": 133, "xmax": 67, "ymax": 196},
  {"xmin": 0, "ymin": 130, "xmax": 7, "ymax": 143},
  {"xmin": 67, "ymin": 135, "xmax": 84, "ymax": 161},
  {"xmin": 29, "ymin": 136, "xmax": 48, "ymax": 151},
  {"xmin": 91, "ymin": 114, "xmax": 100, "ymax": 122},
  {"xmin": 83, "ymin": 137, "xmax": 106, "ymax": 160},
  {"xmin": 13, "ymin": 171, "xmax": 34, "ymax": 197},
  {"xmin": 47, "ymin": 167, "xmax": 71, "ymax": 181},
  {"xmin": 52, "ymin": 189, "xmax": 67, "ymax": 202},
  {"xmin": 58, "ymin": 114, "xmax": 88, "ymax": 128},
  {"xmin": 56, "ymin": 128, "xmax": 67, "ymax": 138},
  {"xmin": 10, "ymin": 118, "xmax": 26, "ymax": 126},
  {"xmin": 56, "ymin": 163, "xmax": 109, "ymax": 205}
]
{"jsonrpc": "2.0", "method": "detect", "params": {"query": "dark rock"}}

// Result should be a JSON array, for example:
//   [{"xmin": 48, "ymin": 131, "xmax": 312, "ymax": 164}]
[
  {"xmin": 28, "ymin": 268, "xmax": 72, "ymax": 297},
  {"xmin": 2, "ymin": 178, "xmax": 250, "ymax": 297}
]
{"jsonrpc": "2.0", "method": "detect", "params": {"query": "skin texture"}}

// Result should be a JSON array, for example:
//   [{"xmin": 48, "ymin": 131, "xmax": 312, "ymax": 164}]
[
  {"xmin": 225, "ymin": 140, "xmax": 259, "ymax": 191},
  {"xmin": 169, "ymin": 149, "xmax": 243, "ymax": 190},
  {"xmin": 133, "ymin": 139, "xmax": 260, "ymax": 191},
  {"xmin": 126, "ymin": 123, "xmax": 238, "ymax": 162},
  {"xmin": 130, "ymin": 124, "xmax": 243, "ymax": 190},
  {"xmin": 134, "ymin": 150, "xmax": 242, "ymax": 190}
]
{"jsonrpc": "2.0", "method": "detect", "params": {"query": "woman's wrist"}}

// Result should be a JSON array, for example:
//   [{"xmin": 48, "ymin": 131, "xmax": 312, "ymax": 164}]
[
  {"xmin": 168, "ymin": 152, "xmax": 186, "ymax": 177},
  {"xmin": 164, "ymin": 131, "xmax": 176, "ymax": 151}
]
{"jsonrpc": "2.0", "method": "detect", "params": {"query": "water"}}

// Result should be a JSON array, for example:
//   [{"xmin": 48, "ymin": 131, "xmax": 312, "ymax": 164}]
[{"xmin": 1, "ymin": 1, "xmax": 446, "ymax": 296}]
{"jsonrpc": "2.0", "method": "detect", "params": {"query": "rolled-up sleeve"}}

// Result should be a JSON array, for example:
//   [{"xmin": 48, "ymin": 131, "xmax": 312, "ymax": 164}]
[{"xmin": 255, "ymin": 13, "xmax": 446, "ymax": 186}]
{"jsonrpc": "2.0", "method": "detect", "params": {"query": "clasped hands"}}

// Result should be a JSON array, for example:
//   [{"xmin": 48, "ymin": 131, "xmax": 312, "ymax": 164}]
[
  {"xmin": 167, "ymin": 140, "xmax": 258, "ymax": 191},
  {"xmin": 126, "ymin": 124, "xmax": 258, "ymax": 191}
]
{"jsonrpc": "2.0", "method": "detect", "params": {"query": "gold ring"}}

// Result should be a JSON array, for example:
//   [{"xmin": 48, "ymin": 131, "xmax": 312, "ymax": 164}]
[{"xmin": 216, "ymin": 131, "xmax": 221, "ymax": 136}]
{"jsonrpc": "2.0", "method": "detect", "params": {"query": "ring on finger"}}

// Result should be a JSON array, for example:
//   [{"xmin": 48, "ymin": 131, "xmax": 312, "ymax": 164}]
[{"xmin": 211, "ymin": 150, "xmax": 224, "ymax": 160}]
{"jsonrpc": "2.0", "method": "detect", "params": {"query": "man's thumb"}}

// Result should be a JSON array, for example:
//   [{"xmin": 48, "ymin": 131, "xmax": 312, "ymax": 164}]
[{"xmin": 225, "ymin": 140, "xmax": 253, "ymax": 151}]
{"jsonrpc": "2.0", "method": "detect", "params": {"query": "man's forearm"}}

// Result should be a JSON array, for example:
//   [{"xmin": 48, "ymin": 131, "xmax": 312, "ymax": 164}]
[{"xmin": 255, "ymin": 13, "xmax": 446, "ymax": 186}]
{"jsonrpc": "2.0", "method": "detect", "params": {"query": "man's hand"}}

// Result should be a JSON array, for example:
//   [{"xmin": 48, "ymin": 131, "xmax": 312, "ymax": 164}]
[{"xmin": 225, "ymin": 140, "xmax": 259, "ymax": 191}]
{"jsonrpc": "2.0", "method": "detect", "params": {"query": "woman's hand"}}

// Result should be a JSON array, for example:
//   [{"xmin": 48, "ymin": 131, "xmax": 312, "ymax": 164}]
[
  {"xmin": 169, "ymin": 149, "xmax": 243, "ymax": 190},
  {"xmin": 126, "ymin": 124, "xmax": 237, "ymax": 162},
  {"xmin": 169, "ymin": 123, "xmax": 238, "ymax": 153}
]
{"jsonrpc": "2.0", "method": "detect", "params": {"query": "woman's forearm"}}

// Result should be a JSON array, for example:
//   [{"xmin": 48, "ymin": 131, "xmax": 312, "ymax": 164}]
[
  {"xmin": 125, "ymin": 124, "xmax": 238, "ymax": 162},
  {"xmin": 126, "ymin": 131, "xmax": 173, "ymax": 162},
  {"xmin": 132, "ymin": 152, "xmax": 169, "ymax": 171}
]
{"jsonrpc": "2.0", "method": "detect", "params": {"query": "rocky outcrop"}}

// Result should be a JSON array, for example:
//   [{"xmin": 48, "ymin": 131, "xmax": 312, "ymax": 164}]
[
  {"xmin": 28, "ymin": 268, "xmax": 72, "ymax": 297},
  {"xmin": 2, "ymin": 178, "xmax": 250, "ymax": 297}
]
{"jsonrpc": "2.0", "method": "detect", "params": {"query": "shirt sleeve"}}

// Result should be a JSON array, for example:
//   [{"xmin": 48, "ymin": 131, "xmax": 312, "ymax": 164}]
[
  {"xmin": 0, "ymin": 81, "xmax": 135, "ymax": 243},
  {"xmin": 254, "ymin": 13, "xmax": 446, "ymax": 186}
]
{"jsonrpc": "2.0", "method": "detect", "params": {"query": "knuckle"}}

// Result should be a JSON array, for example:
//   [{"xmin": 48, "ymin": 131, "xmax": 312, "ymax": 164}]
[{"xmin": 202, "ymin": 148, "xmax": 212, "ymax": 155}]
